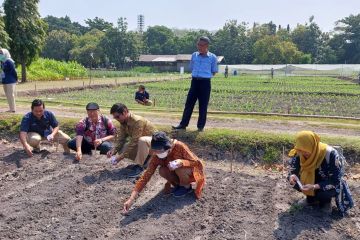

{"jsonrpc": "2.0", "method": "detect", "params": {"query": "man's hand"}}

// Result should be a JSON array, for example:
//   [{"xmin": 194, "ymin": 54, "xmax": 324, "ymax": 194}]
[
  {"xmin": 94, "ymin": 138, "xmax": 103, "ymax": 148},
  {"xmin": 302, "ymin": 184, "xmax": 317, "ymax": 192},
  {"xmin": 107, "ymin": 148, "xmax": 115, "ymax": 158},
  {"xmin": 46, "ymin": 134, "xmax": 54, "ymax": 143},
  {"xmin": 75, "ymin": 150, "xmax": 82, "ymax": 161},
  {"xmin": 168, "ymin": 159, "xmax": 183, "ymax": 171},
  {"xmin": 24, "ymin": 144, "xmax": 33, "ymax": 157}
]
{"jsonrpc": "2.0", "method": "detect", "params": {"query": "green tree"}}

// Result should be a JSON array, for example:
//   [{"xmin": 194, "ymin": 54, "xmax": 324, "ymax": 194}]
[
  {"xmin": 144, "ymin": 25, "xmax": 178, "ymax": 54},
  {"xmin": 291, "ymin": 16, "xmax": 322, "ymax": 62},
  {"xmin": 42, "ymin": 30, "xmax": 75, "ymax": 61},
  {"xmin": 85, "ymin": 17, "xmax": 113, "ymax": 32},
  {"xmin": 69, "ymin": 29, "xmax": 105, "ymax": 68},
  {"xmin": 177, "ymin": 30, "xmax": 211, "ymax": 53},
  {"xmin": 100, "ymin": 18, "xmax": 141, "ymax": 69},
  {"xmin": 43, "ymin": 15, "xmax": 87, "ymax": 35},
  {"xmin": 213, "ymin": 20, "xmax": 252, "ymax": 64},
  {"xmin": 253, "ymin": 35, "xmax": 310, "ymax": 64},
  {"xmin": 0, "ymin": 15, "xmax": 10, "ymax": 49},
  {"xmin": 3, "ymin": 0, "xmax": 47, "ymax": 82},
  {"xmin": 333, "ymin": 14, "xmax": 360, "ymax": 63}
]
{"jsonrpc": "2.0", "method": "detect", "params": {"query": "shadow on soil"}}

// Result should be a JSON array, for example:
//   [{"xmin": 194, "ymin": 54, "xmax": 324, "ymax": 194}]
[{"xmin": 273, "ymin": 206, "xmax": 343, "ymax": 239}]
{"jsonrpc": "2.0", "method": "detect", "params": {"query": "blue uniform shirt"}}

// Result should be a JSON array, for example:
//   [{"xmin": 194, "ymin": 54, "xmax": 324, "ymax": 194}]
[
  {"xmin": 1, "ymin": 59, "xmax": 18, "ymax": 84},
  {"xmin": 20, "ymin": 110, "xmax": 59, "ymax": 137},
  {"xmin": 135, "ymin": 91, "xmax": 150, "ymax": 102},
  {"xmin": 190, "ymin": 51, "xmax": 218, "ymax": 79}
]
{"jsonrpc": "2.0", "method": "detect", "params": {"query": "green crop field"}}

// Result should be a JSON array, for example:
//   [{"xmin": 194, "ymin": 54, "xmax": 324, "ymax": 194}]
[{"xmin": 18, "ymin": 75, "xmax": 360, "ymax": 117}]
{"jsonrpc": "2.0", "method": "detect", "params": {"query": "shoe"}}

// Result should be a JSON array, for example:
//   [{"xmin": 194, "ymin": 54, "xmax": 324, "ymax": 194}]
[
  {"xmin": 173, "ymin": 186, "xmax": 193, "ymax": 198},
  {"xmin": 197, "ymin": 128, "xmax": 204, "ymax": 132},
  {"xmin": 128, "ymin": 165, "xmax": 144, "ymax": 178},
  {"xmin": 320, "ymin": 203, "xmax": 332, "ymax": 214},
  {"xmin": 172, "ymin": 125, "xmax": 186, "ymax": 130}
]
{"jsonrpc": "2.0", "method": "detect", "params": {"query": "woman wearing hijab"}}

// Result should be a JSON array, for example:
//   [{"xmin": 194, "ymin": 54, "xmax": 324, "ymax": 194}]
[
  {"xmin": 123, "ymin": 131, "xmax": 205, "ymax": 214},
  {"xmin": 0, "ymin": 48, "xmax": 18, "ymax": 112},
  {"xmin": 288, "ymin": 131, "xmax": 353, "ymax": 215}
]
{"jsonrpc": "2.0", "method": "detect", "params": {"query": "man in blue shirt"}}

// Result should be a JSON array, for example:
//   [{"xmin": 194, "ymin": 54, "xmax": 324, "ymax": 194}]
[
  {"xmin": 135, "ymin": 85, "xmax": 152, "ymax": 106},
  {"xmin": 19, "ymin": 99, "xmax": 71, "ymax": 157},
  {"xmin": 173, "ymin": 36, "xmax": 218, "ymax": 131}
]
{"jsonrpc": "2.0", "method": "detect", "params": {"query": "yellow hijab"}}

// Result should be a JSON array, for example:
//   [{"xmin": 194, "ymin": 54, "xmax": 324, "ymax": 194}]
[{"xmin": 288, "ymin": 131, "xmax": 327, "ymax": 196}]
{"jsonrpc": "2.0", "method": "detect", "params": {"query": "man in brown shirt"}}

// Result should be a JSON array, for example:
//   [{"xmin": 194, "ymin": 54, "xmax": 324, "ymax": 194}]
[{"xmin": 107, "ymin": 103, "xmax": 156, "ymax": 177}]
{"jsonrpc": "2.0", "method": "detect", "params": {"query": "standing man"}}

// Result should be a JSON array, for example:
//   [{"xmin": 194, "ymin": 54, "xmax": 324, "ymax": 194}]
[
  {"xmin": 67, "ymin": 102, "xmax": 116, "ymax": 161},
  {"xmin": 19, "ymin": 99, "xmax": 71, "ymax": 157},
  {"xmin": 108, "ymin": 103, "xmax": 156, "ymax": 177},
  {"xmin": 172, "ymin": 36, "xmax": 218, "ymax": 132}
]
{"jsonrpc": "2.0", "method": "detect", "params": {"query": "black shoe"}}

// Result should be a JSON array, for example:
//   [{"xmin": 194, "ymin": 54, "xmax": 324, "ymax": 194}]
[
  {"xmin": 128, "ymin": 165, "xmax": 144, "ymax": 178},
  {"xmin": 172, "ymin": 125, "xmax": 186, "ymax": 130},
  {"xmin": 197, "ymin": 128, "xmax": 204, "ymax": 132}
]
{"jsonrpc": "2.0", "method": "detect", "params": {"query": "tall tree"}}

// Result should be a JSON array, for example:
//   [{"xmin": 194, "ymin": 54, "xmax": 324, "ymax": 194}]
[
  {"xmin": 100, "ymin": 18, "xmax": 141, "ymax": 69},
  {"xmin": 291, "ymin": 16, "xmax": 322, "ymax": 62},
  {"xmin": 43, "ymin": 15, "xmax": 86, "ymax": 35},
  {"xmin": 42, "ymin": 30, "xmax": 75, "ymax": 61},
  {"xmin": 213, "ymin": 20, "xmax": 252, "ymax": 64},
  {"xmin": 4, "ymin": 0, "xmax": 47, "ymax": 82},
  {"xmin": 69, "ymin": 29, "xmax": 105, "ymax": 68},
  {"xmin": 0, "ymin": 14, "xmax": 10, "ymax": 49},
  {"xmin": 332, "ymin": 14, "xmax": 360, "ymax": 63},
  {"xmin": 144, "ymin": 25, "xmax": 178, "ymax": 54},
  {"xmin": 85, "ymin": 17, "xmax": 113, "ymax": 32}
]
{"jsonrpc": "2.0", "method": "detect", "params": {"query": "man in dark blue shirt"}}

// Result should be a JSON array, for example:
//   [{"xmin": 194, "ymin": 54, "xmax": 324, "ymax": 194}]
[
  {"xmin": 135, "ymin": 85, "xmax": 152, "ymax": 106},
  {"xmin": 173, "ymin": 36, "xmax": 218, "ymax": 131},
  {"xmin": 19, "ymin": 99, "xmax": 71, "ymax": 157}
]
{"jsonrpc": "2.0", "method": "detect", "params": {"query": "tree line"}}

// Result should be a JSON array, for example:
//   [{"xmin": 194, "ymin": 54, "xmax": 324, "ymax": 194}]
[{"xmin": 0, "ymin": 0, "xmax": 359, "ymax": 82}]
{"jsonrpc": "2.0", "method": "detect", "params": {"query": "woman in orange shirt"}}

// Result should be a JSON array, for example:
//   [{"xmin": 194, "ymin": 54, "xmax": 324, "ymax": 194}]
[{"xmin": 123, "ymin": 131, "xmax": 205, "ymax": 214}]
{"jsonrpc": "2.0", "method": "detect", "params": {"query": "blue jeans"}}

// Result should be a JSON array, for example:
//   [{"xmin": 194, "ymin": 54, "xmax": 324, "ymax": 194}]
[{"xmin": 67, "ymin": 138, "xmax": 112, "ymax": 155}]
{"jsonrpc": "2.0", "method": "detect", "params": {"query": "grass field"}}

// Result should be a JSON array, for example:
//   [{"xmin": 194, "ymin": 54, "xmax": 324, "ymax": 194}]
[{"xmin": 19, "ymin": 75, "xmax": 360, "ymax": 118}]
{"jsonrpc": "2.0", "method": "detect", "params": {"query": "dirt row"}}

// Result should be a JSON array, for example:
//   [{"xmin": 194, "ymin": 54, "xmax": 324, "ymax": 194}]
[{"xmin": 0, "ymin": 139, "xmax": 359, "ymax": 240}]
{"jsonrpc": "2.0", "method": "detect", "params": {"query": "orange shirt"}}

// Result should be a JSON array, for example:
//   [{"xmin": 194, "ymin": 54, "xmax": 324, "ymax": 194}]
[{"xmin": 134, "ymin": 140, "xmax": 205, "ymax": 199}]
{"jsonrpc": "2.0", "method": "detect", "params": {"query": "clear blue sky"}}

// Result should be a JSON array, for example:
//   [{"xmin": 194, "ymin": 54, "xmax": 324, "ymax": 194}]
[{"xmin": 1, "ymin": 0, "xmax": 360, "ymax": 32}]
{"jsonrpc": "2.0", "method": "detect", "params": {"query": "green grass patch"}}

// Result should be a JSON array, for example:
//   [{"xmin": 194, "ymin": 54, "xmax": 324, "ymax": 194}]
[
  {"xmin": 18, "ymin": 58, "xmax": 87, "ymax": 81},
  {"xmin": 1, "ymin": 114, "xmax": 359, "ymax": 164}
]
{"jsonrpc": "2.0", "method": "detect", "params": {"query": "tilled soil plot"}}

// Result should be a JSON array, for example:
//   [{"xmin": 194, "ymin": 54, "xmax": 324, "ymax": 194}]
[{"xmin": 0, "ymin": 139, "xmax": 359, "ymax": 240}]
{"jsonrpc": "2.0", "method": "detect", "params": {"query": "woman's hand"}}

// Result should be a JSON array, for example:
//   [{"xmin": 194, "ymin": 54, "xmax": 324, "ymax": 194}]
[
  {"xmin": 168, "ymin": 159, "xmax": 183, "ymax": 171},
  {"xmin": 123, "ymin": 191, "xmax": 139, "ymax": 215},
  {"xmin": 289, "ymin": 174, "xmax": 297, "ymax": 185}
]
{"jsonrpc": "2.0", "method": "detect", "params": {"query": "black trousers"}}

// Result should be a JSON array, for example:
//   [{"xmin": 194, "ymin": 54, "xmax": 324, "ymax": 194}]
[
  {"xmin": 180, "ymin": 78, "xmax": 211, "ymax": 129},
  {"xmin": 307, "ymin": 189, "xmax": 337, "ymax": 207}
]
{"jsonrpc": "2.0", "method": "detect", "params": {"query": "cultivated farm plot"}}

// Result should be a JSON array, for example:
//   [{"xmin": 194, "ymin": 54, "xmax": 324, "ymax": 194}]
[
  {"xmin": 0, "ymin": 139, "xmax": 359, "ymax": 240},
  {"xmin": 22, "ymin": 75, "xmax": 360, "ymax": 118}
]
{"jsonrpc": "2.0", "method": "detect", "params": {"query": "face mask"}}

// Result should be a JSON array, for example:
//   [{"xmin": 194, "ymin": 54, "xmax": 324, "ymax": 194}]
[
  {"xmin": 156, "ymin": 150, "xmax": 169, "ymax": 158},
  {"xmin": 0, "ymin": 54, "xmax": 5, "ymax": 62}
]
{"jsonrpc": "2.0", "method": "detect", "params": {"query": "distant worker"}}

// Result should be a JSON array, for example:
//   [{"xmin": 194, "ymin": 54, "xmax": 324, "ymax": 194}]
[
  {"xmin": 172, "ymin": 36, "xmax": 218, "ymax": 132},
  {"xmin": 68, "ymin": 102, "xmax": 116, "ymax": 161},
  {"xmin": 135, "ymin": 85, "xmax": 152, "ymax": 106},
  {"xmin": 358, "ymin": 72, "xmax": 360, "ymax": 85},
  {"xmin": 123, "ymin": 131, "xmax": 206, "ymax": 214},
  {"xmin": 0, "ymin": 48, "xmax": 18, "ymax": 113},
  {"xmin": 288, "ymin": 131, "xmax": 353, "ymax": 215},
  {"xmin": 224, "ymin": 65, "xmax": 229, "ymax": 78},
  {"xmin": 19, "ymin": 99, "xmax": 71, "ymax": 157},
  {"xmin": 271, "ymin": 68, "xmax": 274, "ymax": 79}
]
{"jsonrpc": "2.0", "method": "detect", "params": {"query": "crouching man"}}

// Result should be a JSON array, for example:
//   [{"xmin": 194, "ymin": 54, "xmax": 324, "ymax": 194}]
[
  {"xmin": 19, "ymin": 99, "xmax": 71, "ymax": 157},
  {"xmin": 123, "ymin": 131, "xmax": 206, "ymax": 214}
]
